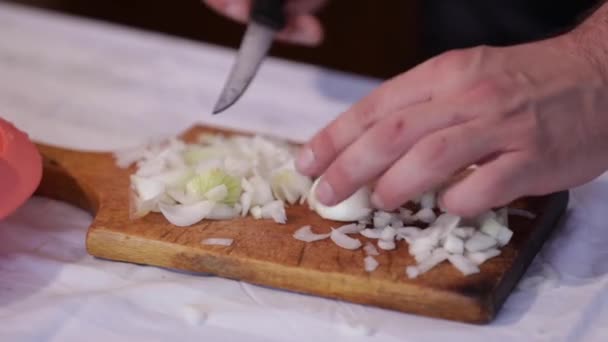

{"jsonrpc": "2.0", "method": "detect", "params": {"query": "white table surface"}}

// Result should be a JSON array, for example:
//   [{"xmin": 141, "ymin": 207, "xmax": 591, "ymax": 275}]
[{"xmin": 1, "ymin": 2, "xmax": 607, "ymax": 341}]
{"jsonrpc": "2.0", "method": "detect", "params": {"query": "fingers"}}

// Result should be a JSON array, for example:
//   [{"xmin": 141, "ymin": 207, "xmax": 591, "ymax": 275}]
[
  {"xmin": 275, "ymin": 14, "xmax": 324, "ymax": 46},
  {"xmin": 204, "ymin": 0, "xmax": 250, "ymax": 22},
  {"xmin": 438, "ymin": 152, "xmax": 532, "ymax": 217},
  {"xmin": 203, "ymin": 0, "xmax": 323, "ymax": 45},
  {"xmin": 296, "ymin": 60, "xmax": 439, "ymax": 177},
  {"xmin": 371, "ymin": 120, "xmax": 499, "ymax": 210},
  {"xmin": 314, "ymin": 102, "xmax": 474, "ymax": 206}
]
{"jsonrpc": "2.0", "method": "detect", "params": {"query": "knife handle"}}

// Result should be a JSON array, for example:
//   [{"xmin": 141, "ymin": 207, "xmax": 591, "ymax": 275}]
[{"xmin": 251, "ymin": 0, "xmax": 287, "ymax": 31}]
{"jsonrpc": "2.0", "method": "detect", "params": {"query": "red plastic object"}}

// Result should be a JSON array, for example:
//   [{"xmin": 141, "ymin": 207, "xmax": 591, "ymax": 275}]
[{"xmin": 0, "ymin": 118, "xmax": 42, "ymax": 220}]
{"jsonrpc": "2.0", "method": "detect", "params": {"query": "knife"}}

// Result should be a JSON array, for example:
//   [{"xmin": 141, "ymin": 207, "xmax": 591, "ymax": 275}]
[{"xmin": 212, "ymin": 0, "xmax": 286, "ymax": 115}]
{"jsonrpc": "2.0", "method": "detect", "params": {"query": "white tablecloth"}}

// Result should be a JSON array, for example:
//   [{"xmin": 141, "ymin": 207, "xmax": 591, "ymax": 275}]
[{"xmin": 0, "ymin": 3, "xmax": 607, "ymax": 341}]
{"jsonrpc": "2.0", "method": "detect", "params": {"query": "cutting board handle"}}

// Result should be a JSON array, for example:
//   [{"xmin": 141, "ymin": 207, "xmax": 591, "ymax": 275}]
[{"xmin": 34, "ymin": 143, "xmax": 116, "ymax": 215}]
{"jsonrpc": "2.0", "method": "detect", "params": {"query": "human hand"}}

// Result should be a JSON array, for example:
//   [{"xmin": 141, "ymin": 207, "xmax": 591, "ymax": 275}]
[
  {"xmin": 203, "ymin": 0, "xmax": 326, "ymax": 46},
  {"xmin": 296, "ymin": 34, "xmax": 608, "ymax": 217}
]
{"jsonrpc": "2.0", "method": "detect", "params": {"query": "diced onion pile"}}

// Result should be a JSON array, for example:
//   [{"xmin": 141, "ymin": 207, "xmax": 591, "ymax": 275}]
[
  {"xmin": 115, "ymin": 133, "xmax": 312, "ymax": 227},
  {"xmin": 116, "ymin": 133, "xmax": 536, "ymax": 279}
]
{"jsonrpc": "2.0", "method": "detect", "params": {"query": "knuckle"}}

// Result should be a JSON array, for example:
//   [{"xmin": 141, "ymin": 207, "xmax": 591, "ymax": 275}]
[{"xmin": 432, "ymin": 48, "xmax": 474, "ymax": 75}]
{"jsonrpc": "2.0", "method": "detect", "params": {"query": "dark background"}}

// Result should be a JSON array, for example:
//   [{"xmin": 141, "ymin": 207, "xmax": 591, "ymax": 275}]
[
  {"xmin": 3, "ymin": 0, "xmax": 599, "ymax": 79},
  {"xmin": 3, "ymin": 0, "xmax": 422, "ymax": 79}
]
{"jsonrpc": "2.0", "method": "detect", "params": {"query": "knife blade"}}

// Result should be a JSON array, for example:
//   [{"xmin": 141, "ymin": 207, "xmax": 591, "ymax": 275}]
[{"xmin": 212, "ymin": 0, "xmax": 286, "ymax": 115}]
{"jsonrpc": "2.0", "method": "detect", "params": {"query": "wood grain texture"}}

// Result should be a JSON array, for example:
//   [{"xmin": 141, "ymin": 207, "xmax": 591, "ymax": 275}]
[{"xmin": 34, "ymin": 125, "xmax": 568, "ymax": 324}]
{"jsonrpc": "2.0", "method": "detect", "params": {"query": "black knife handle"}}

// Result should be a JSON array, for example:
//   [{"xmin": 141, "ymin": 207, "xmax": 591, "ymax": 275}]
[{"xmin": 251, "ymin": 0, "xmax": 287, "ymax": 31}]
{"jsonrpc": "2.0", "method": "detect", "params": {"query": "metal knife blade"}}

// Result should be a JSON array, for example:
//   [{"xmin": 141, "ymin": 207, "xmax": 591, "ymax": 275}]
[{"xmin": 212, "ymin": 22, "xmax": 276, "ymax": 114}]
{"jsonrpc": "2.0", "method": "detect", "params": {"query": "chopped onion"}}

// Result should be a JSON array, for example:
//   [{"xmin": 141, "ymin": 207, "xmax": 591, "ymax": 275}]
[
  {"xmin": 467, "ymin": 248, "xmax": 501, "ymax": 265},
  {"xmin": 363, "ymin": 242, "xmax": 379, "ymax": 256},
  {"xmin": 420, "ymin": 192, "xmax": 436, "ymax": 209},
  {"xmin": 396, "ymin": 227, "xmax": 422, "ymax": 240},
  {"xmin": 360, "ymin": 228, "xmax": 382, "ymax": 239},
  {"xmin": 330, "ymin": 229, "xmax": 362, "ymax": 250},
  {"xmin": 380, "ymin": 226, "xmax": 397, "ymax": 241},
  {"xmin": 415, "ymin": 208, "xmax": 436, "ymax": 224},
  {"xmin": 452, "ymin": 227, "xmax": 475, "ymax": 239},
  {"xmin": 336, "ymin": 223, "xmax": 364, "ymax": 235},
  {"xmin": 308, "ymin": 179, "xmax": 372, "ymax": 222},
  {"xmin": 159, "ymin": 201, "xmax": 215, "ymax": 227},
  {"xmin": 201, "ymin": 238, "xmax": 233, "ymax": 246},
  {"xmin": 250, "ymin": 206, "xmax": 262, "ymax": 219},
  {"xmin": 130, "ymin": 175, "xmax": 165, "ymax": 201},
  {"xmin": 465, "ymin": 232, "xmax": 497, "ymax": 252},
  {"xmin": 448, "ymin": 254, "xmax": 480, "ymax": 276},
  {"xmin": 496, "ymin": 226, "xmax": 514, "ymax": 246},
  {"xmin": 260, "ymin": 200, "xmax": 287, "ymax": 224},
  {"xmin": 204, "ymin": 184, "xmax": 228, "ymax": 202},
  {"xmin": 364, "ymin": 256, "xmax": 379, "ymax": 272},
  {"xmin": 444, "ymin": 234, "xmax": 464, "ymax": 255},
  {"xmin": 416, "ymin": 248, "xmax": 449, "ymax": 275},
  {"xmin": 207, "ymin": 203, "xmax": 240, "ymax": 220},
  {"xmin": 406, "ymin": 266, "xmax": 420, "ymax": 279},
  {"xmin": 373, "ymin": 211, "xmax": 393, "ymax": 229},
  {"xmin": 480, "ymin": 217, "xmax": 505, "ymax": 238},
  {"xmin": 293, "ymin": 225, "xmax": 331, "ymax": 242},
  {"xmin": 378, "ymin": 239, "xmax": 396, "ymax": 250},
  {"xmin": 240, "ymin": 192, "xmax": 252, "ymax": 216}
]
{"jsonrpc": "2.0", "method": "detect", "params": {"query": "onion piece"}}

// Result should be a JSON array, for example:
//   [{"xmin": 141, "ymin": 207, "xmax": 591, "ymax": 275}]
[
  {"xmin": 207, "ymin": 204, "xmax": 240, "ymax": 220},
  {"xmin": 293, "ymin": 225, "xmax": 331, "ymax": 242},
  {"xmin": 336, "ymin": 223, "xmax": 364, "ymax": 235},
  {"xmin": 465, "ymin": 232, "xmax": 497, "ymax": 252},
  {"xmin": 364, "ymin": 256, "xmax": 379, "ymax": 272},
  {"xmin": 448, "ymin": 254, "xmax": 480, "ymax": 276},
  {"xmin": 130, "ymin": 175, "xmax": 165, "ymax": 201},
  {"xmin": 396, "ymin": 227, "xmax": 422, "ymax": 240},
  {"xmin": 201, "ymin": 238, "xmax": 233, "ymax": 246},
  {"xmin": 420, "ymin": 192, "xmax": 436, "ymax": 209},
  {"xmin": 416, "ymin": 248, "xmax": 449, "ymax": 275},
  {"xmin": 159, "ymin": 201, "xmax": 215, "ymax": 227},
  {"xmin": 360, "ymin": 228, "xmax": 382, "ymax": 239},
  {"xmin": 240, "ymin": 192, "xmax": 252, "ymax": 216},
  {"xmin": 260, "ymin": 200, "xmax": 287, "ymax": 224},
  {"xmin": 363, "ymin": 242, "xmax": 379, "ymax": 256},
  {"xmin": 378, "ymin": 240, "xmax": 396, "ymax": 250},
  {"xmin": 452, "ymin": 227, "xmax": 476, "ymax": 239},
  {"xmin": 308, "ymin": 179, "xmax": 372, "ymax": 222},
  {"xmin": 480, "ymin": 217, "xmax": 505, "ymax": 238},
  {"xmin": 380, "ymin": 226, "xmax": 397, "ymax": 241},
  {"xmin": 373, "ymin": 211, "xmax": 393, "ymax": 229},
  {"xmin": 250, "ymin": 206, "xmax": 262, "ymax": 219},
  {"xmin": 330, "ymin": 229, "xmax": 362, "ymax": 250},
  {"xmin": 414, "ymin": 208, "xmax": 436, "ymax": 224},
  {"xmin": 406, "ymin": 266, "xmax": 420, "ymax": 279},
  {"xmin": 204, "ymin": 184, "xmax": 228, "ymax": 202},
  {"xmin": 467, "ymin": 248, "xmax": 501, "ymax": 265},
  {"xmin": 444, "ymin": 234, "xmax": 464, "ymax": 255},
  {"xmin": 496, "ymin": 226, "xmax": 514, "ymax": 246}
]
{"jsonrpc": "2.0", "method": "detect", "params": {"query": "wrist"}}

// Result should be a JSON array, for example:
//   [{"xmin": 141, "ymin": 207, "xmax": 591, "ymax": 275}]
[{"xmin": 565, "ymin": 5, "xmax": 608, "ymax": 82}]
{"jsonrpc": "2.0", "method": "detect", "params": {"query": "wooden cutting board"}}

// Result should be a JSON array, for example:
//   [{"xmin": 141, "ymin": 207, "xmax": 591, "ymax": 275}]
[{"xmin": 34, "ymin": 124, "xmax": 568, "ymax": 324}]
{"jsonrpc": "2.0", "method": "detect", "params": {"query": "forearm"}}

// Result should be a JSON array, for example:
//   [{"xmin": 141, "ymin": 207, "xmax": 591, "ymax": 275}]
[{"xmin": 570, "ymin": 1, "xmax": 608, "ymax": 80}]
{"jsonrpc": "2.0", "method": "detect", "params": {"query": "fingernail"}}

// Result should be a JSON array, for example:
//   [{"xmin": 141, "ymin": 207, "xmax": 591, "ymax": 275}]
[
  {"xmin": 225, "ymin": 2, "xmax": 246, "ymax": 20},
  {"xmin": 296, "ymin": 147, "xmax": 315, "ymax": 172},
  {"xmin": 315, "ymin": 179, "xmax": 335, "ymax": 205},
  {"xmin": 371, "ymin": 193, "xmax": 384, "ymax": 209}
]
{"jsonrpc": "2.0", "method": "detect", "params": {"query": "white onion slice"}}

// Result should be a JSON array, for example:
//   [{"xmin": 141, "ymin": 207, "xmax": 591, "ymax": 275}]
[
  {"xmin": 396, "ymin": 226, "xmax": 422, "ymax": 240},
  {"xmin": 378, "ymin": 240, "xmax": 396, "ymax": 250},
  {"xmin": 207, "ymin": 204, "xmax": 240, "ymax": 220},
  {"xmin": 159, "ymin": 201, "xmax": 215, "ymax": 227},
  {"xmin": 496, "ymin": 226, "xmax": 514, "ymax": 246},
  {"xmin": 240, "ymin": 192, "xmax": 252, "ymax": 216},
  {"xmin": 308, "ymin": 179, "xmax": 372, "ymax": 222},
  {"xmin": 452, "ymin": 227, "xmax": 475, "ymax": 239},
  {"xmin": 406, "ymin": 266, "xmax": 420, "ymax": 279},
  {"xmin": 415, "ymin": 208, "xmax": 436, "ymax": 224},
  {"xmin": 448, "ymin": 254, "xmax": 480, "ymax": 276},
  {"xmin": 131, "ymin": 175, "xmax": 165, "ymax": 201},
  {"xmin": 480, "ymin": 217, "xmax": 505, "ymax": 238},
  {"xmin": 201, "ymin": 238, "xmax": 233, "ymax": 246},
  {"xmin": 250, "ymin": 206, "xmax": 262, "ymax": 219},
  {"xmin": 444, "ymin": 234, "xmax": 464, "ymax": 255},
  {"xmin": 416, "ymin": 248, "xmax": 449, "ymax": 274},
  {"xmin": 380, "ymin": 226, "xmax": 397, "ymax": 241},
  {"xmin": 467, "ymin": 248, "xmax": 501, "ymax": 265},
  {"xmin": 204, "ymin": 184, "xmax": 228, "ymax": 202},
  {"xmin": 330, "ymin": 229, "xmax": 362, "ymax": 250},
  {"xmin": 420, "ymin": 192, "xmax": 436, "ymax": 209},
  {"xmin": 363, "ymin": 242, "xmax": 379, "ymax": 256},
  {"xmin": 465, "ymin": 232, "xmax": 497, "ymax": 252},
  {"xmin": 260, "ymin": 200, "xmax": 287, "ymax": 224},
  {"xmin": 293, "ymin": 225, "xmax": 331, "ymax": 242},
  {"xmin": 373, "ymin": 211, "xmax": 393, "ymax": 229},
  {"xmin": 364, "ymin": 256, "xmax": 379, "ymax": 272},
  {"xmin": 336, "ymin": 223, "xmax": 364, "ymax": 235},
  {"xmin": 360, "ymin": 228, "xmax": 383, "ymax": 239}
]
